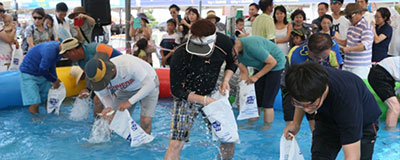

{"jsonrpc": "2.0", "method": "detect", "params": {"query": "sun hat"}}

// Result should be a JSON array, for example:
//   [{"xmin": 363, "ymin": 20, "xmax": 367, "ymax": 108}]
[
  {"xmin": 137, "ymin": 13, "xmax": 149, "ymax": 24},
  {"xmin": 206, "ymin": 13, "xmax": 221, "ymax": 23},
  {"xmin": 59, "ymin": 37, "xmax": 79, "ymax": 55},
  {"xmin": 70, "ymin": 66, "xmax": 84, "ymax": 86},
  {"xmin": 186, "ymin": 32, "xmax": 217, "ymax": 57},
  {"xmin": 84, "ymin": 52, "xmax": 115, "ymax": 91},
  {"xmin": 68, "ymin": 7, "xmax": 86, "ymax": 19}
]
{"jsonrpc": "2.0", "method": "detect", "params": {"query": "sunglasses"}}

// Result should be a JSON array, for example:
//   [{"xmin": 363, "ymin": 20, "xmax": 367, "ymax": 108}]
[
  {"xmin": 0, "ymin": 9, "xmax": 5, "ymax": 13},
  {"xmin": 345, "ymin": 13, "xmax": 356, "ymax": 20},
  {"xmin": 33, "ymin": 16, "xmax": 43, "ymax": 20},
  {"xmin": 291, "ymin": 97, "xmax": 322, "ymax": 109}
]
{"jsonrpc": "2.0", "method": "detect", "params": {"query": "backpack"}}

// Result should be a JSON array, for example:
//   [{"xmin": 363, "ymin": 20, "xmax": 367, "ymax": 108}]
[{"xmin": 21, "ymin": 25, "xmax": 34, "ymax": 54}]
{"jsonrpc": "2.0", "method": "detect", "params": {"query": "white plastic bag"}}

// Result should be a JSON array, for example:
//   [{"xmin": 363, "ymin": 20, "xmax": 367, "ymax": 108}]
[
  {"xmin": 47, "ymin": 83, "xmax": 66, "ymax": 115},
  {"xmin": 83, "ymin": 118, "xmax": 111, "ymax": 143},
  {"xmin": 203, "ymin": 91, "xmax": 240, "ymax": 143},
  {"xmin": 279, "ymin": 133, "xmax": 304, "ymax": 160},
  {"xmin": 8, "ymin": 45, "xmax": 23, "ymax": 71},
  {"xmin": 69, "ymin": 97, "xmax": 92, "ymax": 121},
  {"xmin": 109, "ymin": 110, "xmax": 154, "ymax": 147},
  {"xmin": 237, "ymin": 81, "xmax": 259, "ymax": 120}
]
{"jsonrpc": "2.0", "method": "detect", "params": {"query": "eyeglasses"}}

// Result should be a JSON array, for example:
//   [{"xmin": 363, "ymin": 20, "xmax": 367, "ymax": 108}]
[
  {"xmin": 345, "ymin": 13, "xmax": 356, "ymax": 20},
  {"xmin": 33, "ymin": 16, "xmax": 43, "ymax": 20},
  {"xmin": 0, "ymin": 9, "xmax": 5, "ymax": 13},
  {"xmin": 291, "ymin": 97, "xmax": 322, "ymax": 109}
]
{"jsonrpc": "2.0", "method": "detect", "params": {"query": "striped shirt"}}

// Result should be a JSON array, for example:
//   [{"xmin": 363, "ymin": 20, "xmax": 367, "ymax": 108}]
[{"xmin": 344, "ymin": 18, "xmax": 373, "ymax": 68}]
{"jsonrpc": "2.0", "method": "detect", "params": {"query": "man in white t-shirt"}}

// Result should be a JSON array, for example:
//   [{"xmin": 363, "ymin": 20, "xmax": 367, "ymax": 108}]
[
  {"xmin": 330, "ymin": 0, "xmax": 350, "ymax": 42},
  {"xmin": 388, "ymin": 5, "xmax": 400, "ymax": 56},
  {"xmin": 244, "ymin": 3, "xmax": 259, "ymax": 36},
  {"xmin": 356, "ymin": 0, "xmax": 375, "ymax": 24},
  {"xmin": 85, "ymin": 53, "xmax": 159, "ymax": 134},
  {"xmin": 53, "ymin": 2, "xmax": 78, "ymax": 41}
]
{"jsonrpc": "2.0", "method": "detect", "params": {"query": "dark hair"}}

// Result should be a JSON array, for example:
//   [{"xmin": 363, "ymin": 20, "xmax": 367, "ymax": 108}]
[
  {"xmin": 32, "ymin": 7, "xmax": 45, "ymax": 17},
  {"xmin": 355, "ymin": 0, "xmax": 368, "ymax": 3},
  {"xmin": 376, "ymin": 7, "xmax": 391, "ymax": 24},
  {"xmin": 318, "ymin": 2, "xmax": 329, "ymax": 9},
  {"xmin": 320, "ymin": 14, "xmax": 333, "ymax": 23},
  {"xmin": 253, "ymin": 14, "xmax": 259, "ymax": 18},
  {"xmin": 44, "ymin": 14, "xmax": 53, "ymax": 23},
  {"xmin": 236, "ymin": 18, "xmax": 244, "ymax": 24},
  {"xmin": 134, "ymin": 38, "xmax": 148, "ymax": 56},
  {"xmin": 308, "ymin": 33, "xmax": 333, "ymax": 54},
  {"xmin": 169, "ymin": 4, "xmax": 180, "ymax": 12},
  {"xmin": 273, "ymin": 5, "xmax": 288, "ymax": 25},
  {"xmin": 249, "ymin": 3, "xmax": 259, "ymax": 10},
  {"xmin": 291, "ymin": 9, "xmax": 306, "ymax": 21},
  {"xmin": 285, "ymin": 62, "xmax": 328, "ymax": 102},
  {"xmin": 188, "ymin": 8, "xmax": 200, "ymax": 21},
  {"xmin": 56, "ymin": 2, "xmax": 68, "ymax": 12},
  {"xmin": 191, "ymin": 19, "xmax": 216, "ymax": 37},
  {"xmin": 259, "ymin": 0, "xmax": 273, "ymax": 13},
  {"xmin": 0, "ymin": 2, "xmax": 3, "ymax": 6},
  {"xmin": 185, "ymin": 7, "xmax": 194, "ymax": 12},
  {"xmin": 167, "ymin": 18, "xmax": 177, "ymax": 26}
]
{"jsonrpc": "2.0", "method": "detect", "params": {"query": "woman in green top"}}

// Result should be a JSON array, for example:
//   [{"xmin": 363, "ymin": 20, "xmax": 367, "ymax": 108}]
[{"xmin": 234, "ymin": 36, "xmax": 286, "ymax": 130}]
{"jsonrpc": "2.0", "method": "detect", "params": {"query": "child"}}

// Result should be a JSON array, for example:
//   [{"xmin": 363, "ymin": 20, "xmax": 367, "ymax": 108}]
[
  {"xmin": 3, "ymin": 14, "xmax": 19, "ymax": 48},
  {"xmin": 235, "ymin": 18, "xmax": 249, "ymax": 38},
  {"xmin": 290, "ymin": 30, "xmax": 306, "ymax": 47},
  {"xmin": 160, "ymin": 19, "xmax": 180, "ymax": 67},
  {"xmin": 134, "ymin": 38, "xmax": 152, "ymax": 66}
]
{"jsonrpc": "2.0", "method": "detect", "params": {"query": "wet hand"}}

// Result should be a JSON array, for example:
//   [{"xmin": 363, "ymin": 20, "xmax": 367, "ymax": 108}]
[
  {"xmin": 78, "ymin": 89, "xmax": 90, "ymax": 98},
  {"xmin": 245, "ymin": 76, "xmax": 258, "ymax": 84},
  {"xmin": 205, "ymin": 97, "xmax": 216, "ymax": 106},
  {"xmin": 100, "ymin": 107, "xmax": 114, "ymax": 119},
  {"xmin": 218, "ymin": 81, "xmax": 230, "ymax": 96},
  {"xmin": 117, "ymin": 101, "xmax": 132, "ymax": 111},
  {"xmin": 52, "ymin": 79, "xmax": 61, "ymax": 89},
  {"xmin": 283, "ymin": 123, "xmax": 300, "ymax": 140}
]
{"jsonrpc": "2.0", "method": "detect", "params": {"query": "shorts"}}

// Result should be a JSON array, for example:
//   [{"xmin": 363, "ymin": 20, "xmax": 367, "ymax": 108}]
[
  {"xmin": 112, "ymin": 77, "xmax": 159, "ymax": 117},
  {"xmin": 368, "ymin": 65, "xmax": 396, "ymax": 102},
  {"xmin": 19, "ymin": 72, "xmax": 52, "ymax": 106},
  {"xmin": 311, "ymin": 120, "xmax": 379, "ymax": 160},
  {"xmin": 169, "ymin": 99, "xmax": 210, "ymax": 142},
  {"xmin": 281, "ymin": 86, "xmax": 315, "ymax": 121},
  {"xmin": 254, "ymin": 69, "xmax": 283, "ymax": 108}
]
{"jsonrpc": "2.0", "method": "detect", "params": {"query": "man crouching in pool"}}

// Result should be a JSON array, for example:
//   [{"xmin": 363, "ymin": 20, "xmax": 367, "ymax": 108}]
[
  {"xmin": 283, "ymin": 62, "xmax": 381, "ymax": 159},
  {"xmin": 84, "ymin": 53, "xmax": 159, "ymax": 134},
  {"xmin": 58, "ymin": 37, "xmax": 122, "ymax": 117}
]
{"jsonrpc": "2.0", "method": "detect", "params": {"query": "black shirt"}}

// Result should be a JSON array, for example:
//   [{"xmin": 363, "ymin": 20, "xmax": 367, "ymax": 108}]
[
  {"xmin": 317, "ymin": 67, "xmax": 381, "ymax": 145},
  {"xmin": 372, "ymin": 23, "xmax": 393, "ymax": 62},
  {"xmin": 170, "ymin": 33, "xmax": 237, "ymax": 100}
]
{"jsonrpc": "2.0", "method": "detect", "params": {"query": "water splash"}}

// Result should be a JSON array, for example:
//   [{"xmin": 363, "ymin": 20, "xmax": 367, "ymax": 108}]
[
  {"xmin": 69, "ymin": 98, "xmax": 92, "ymax": 121},
  {"xmin": 83, "ymin": 118, "xmax": 111, "ymax": 143}
]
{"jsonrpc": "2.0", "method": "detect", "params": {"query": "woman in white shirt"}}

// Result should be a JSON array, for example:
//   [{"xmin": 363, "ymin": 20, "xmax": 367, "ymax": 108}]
[{"xmin": 273, "ymin": 5, "xmax": 292, "ymax": 56}]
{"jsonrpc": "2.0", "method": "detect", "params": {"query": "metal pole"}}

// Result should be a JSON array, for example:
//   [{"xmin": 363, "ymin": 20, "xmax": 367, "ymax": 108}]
[
  {"xmin": 125, "ymin": 0, "xmax": 131, "ymax": 53},
  {"xmin": 199, "ymin": 0, "xmax": 202, "ymax": 16}
]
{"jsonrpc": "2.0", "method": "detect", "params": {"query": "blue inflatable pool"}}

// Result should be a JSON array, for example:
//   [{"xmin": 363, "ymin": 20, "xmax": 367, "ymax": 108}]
[{"xmin": 0, "ymin": 71, "xmax": 23, "ymax": 109}]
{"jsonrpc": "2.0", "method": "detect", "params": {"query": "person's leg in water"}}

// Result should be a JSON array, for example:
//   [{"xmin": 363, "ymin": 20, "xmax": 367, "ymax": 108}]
[
  {"xmin": 29, "ymin": 104, "xmax": 40, "ymax": 114},
  {"xmin": 384, "ymin": 97, "xmax": 400, "ymax": 130},
  {"xmin": 165, "ymin": 140, "xmax": 185, "ymax": 160},
  {"xmin": 218, "ymin": 142, "xmax": 235, "ymax": 160},
  {"xmin": 261, "ymin": 70, "xmax": 283, "ymax": 130},
  {"xmin": 248, "ymin": 70, "xmax": 266, "ymax": 124}
]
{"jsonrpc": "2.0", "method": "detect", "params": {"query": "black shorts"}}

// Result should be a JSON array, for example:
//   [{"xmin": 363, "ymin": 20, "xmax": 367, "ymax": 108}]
[
  {"xmin": 368, "ymin": 65, "xmax": 396, "ymax": 102},
  {"xmin": 281, "ymin": 86, "xmax": 315, "ymax": 121},
  {"xmin": 254, "ymin": 69, "xmax": 283, "ymax": 108},
  {"xmin": 311, "ymin": 120, "xmax": 379, "ymax": 160}
]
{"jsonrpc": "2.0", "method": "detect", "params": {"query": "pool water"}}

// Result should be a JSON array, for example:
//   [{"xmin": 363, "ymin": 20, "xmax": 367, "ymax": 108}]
[{"xmin": 0, "ymin": 98, "xmax": 399, "ymax": 160}]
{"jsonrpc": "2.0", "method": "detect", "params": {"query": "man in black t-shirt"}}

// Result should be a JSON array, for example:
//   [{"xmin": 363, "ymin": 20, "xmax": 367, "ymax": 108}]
[{"xmin": 283, "ymin": 62, "xmax": 381, "ymax": 159}]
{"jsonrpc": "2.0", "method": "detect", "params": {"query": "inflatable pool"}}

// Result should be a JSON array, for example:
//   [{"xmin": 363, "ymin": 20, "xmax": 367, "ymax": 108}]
[
  {"xmin": 0, "ymin": 67, "xmax": 172, "ymax": 109},
  {"xmin": 364, "ymin": 79, "xmax": 400, "ymax": 119}
]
